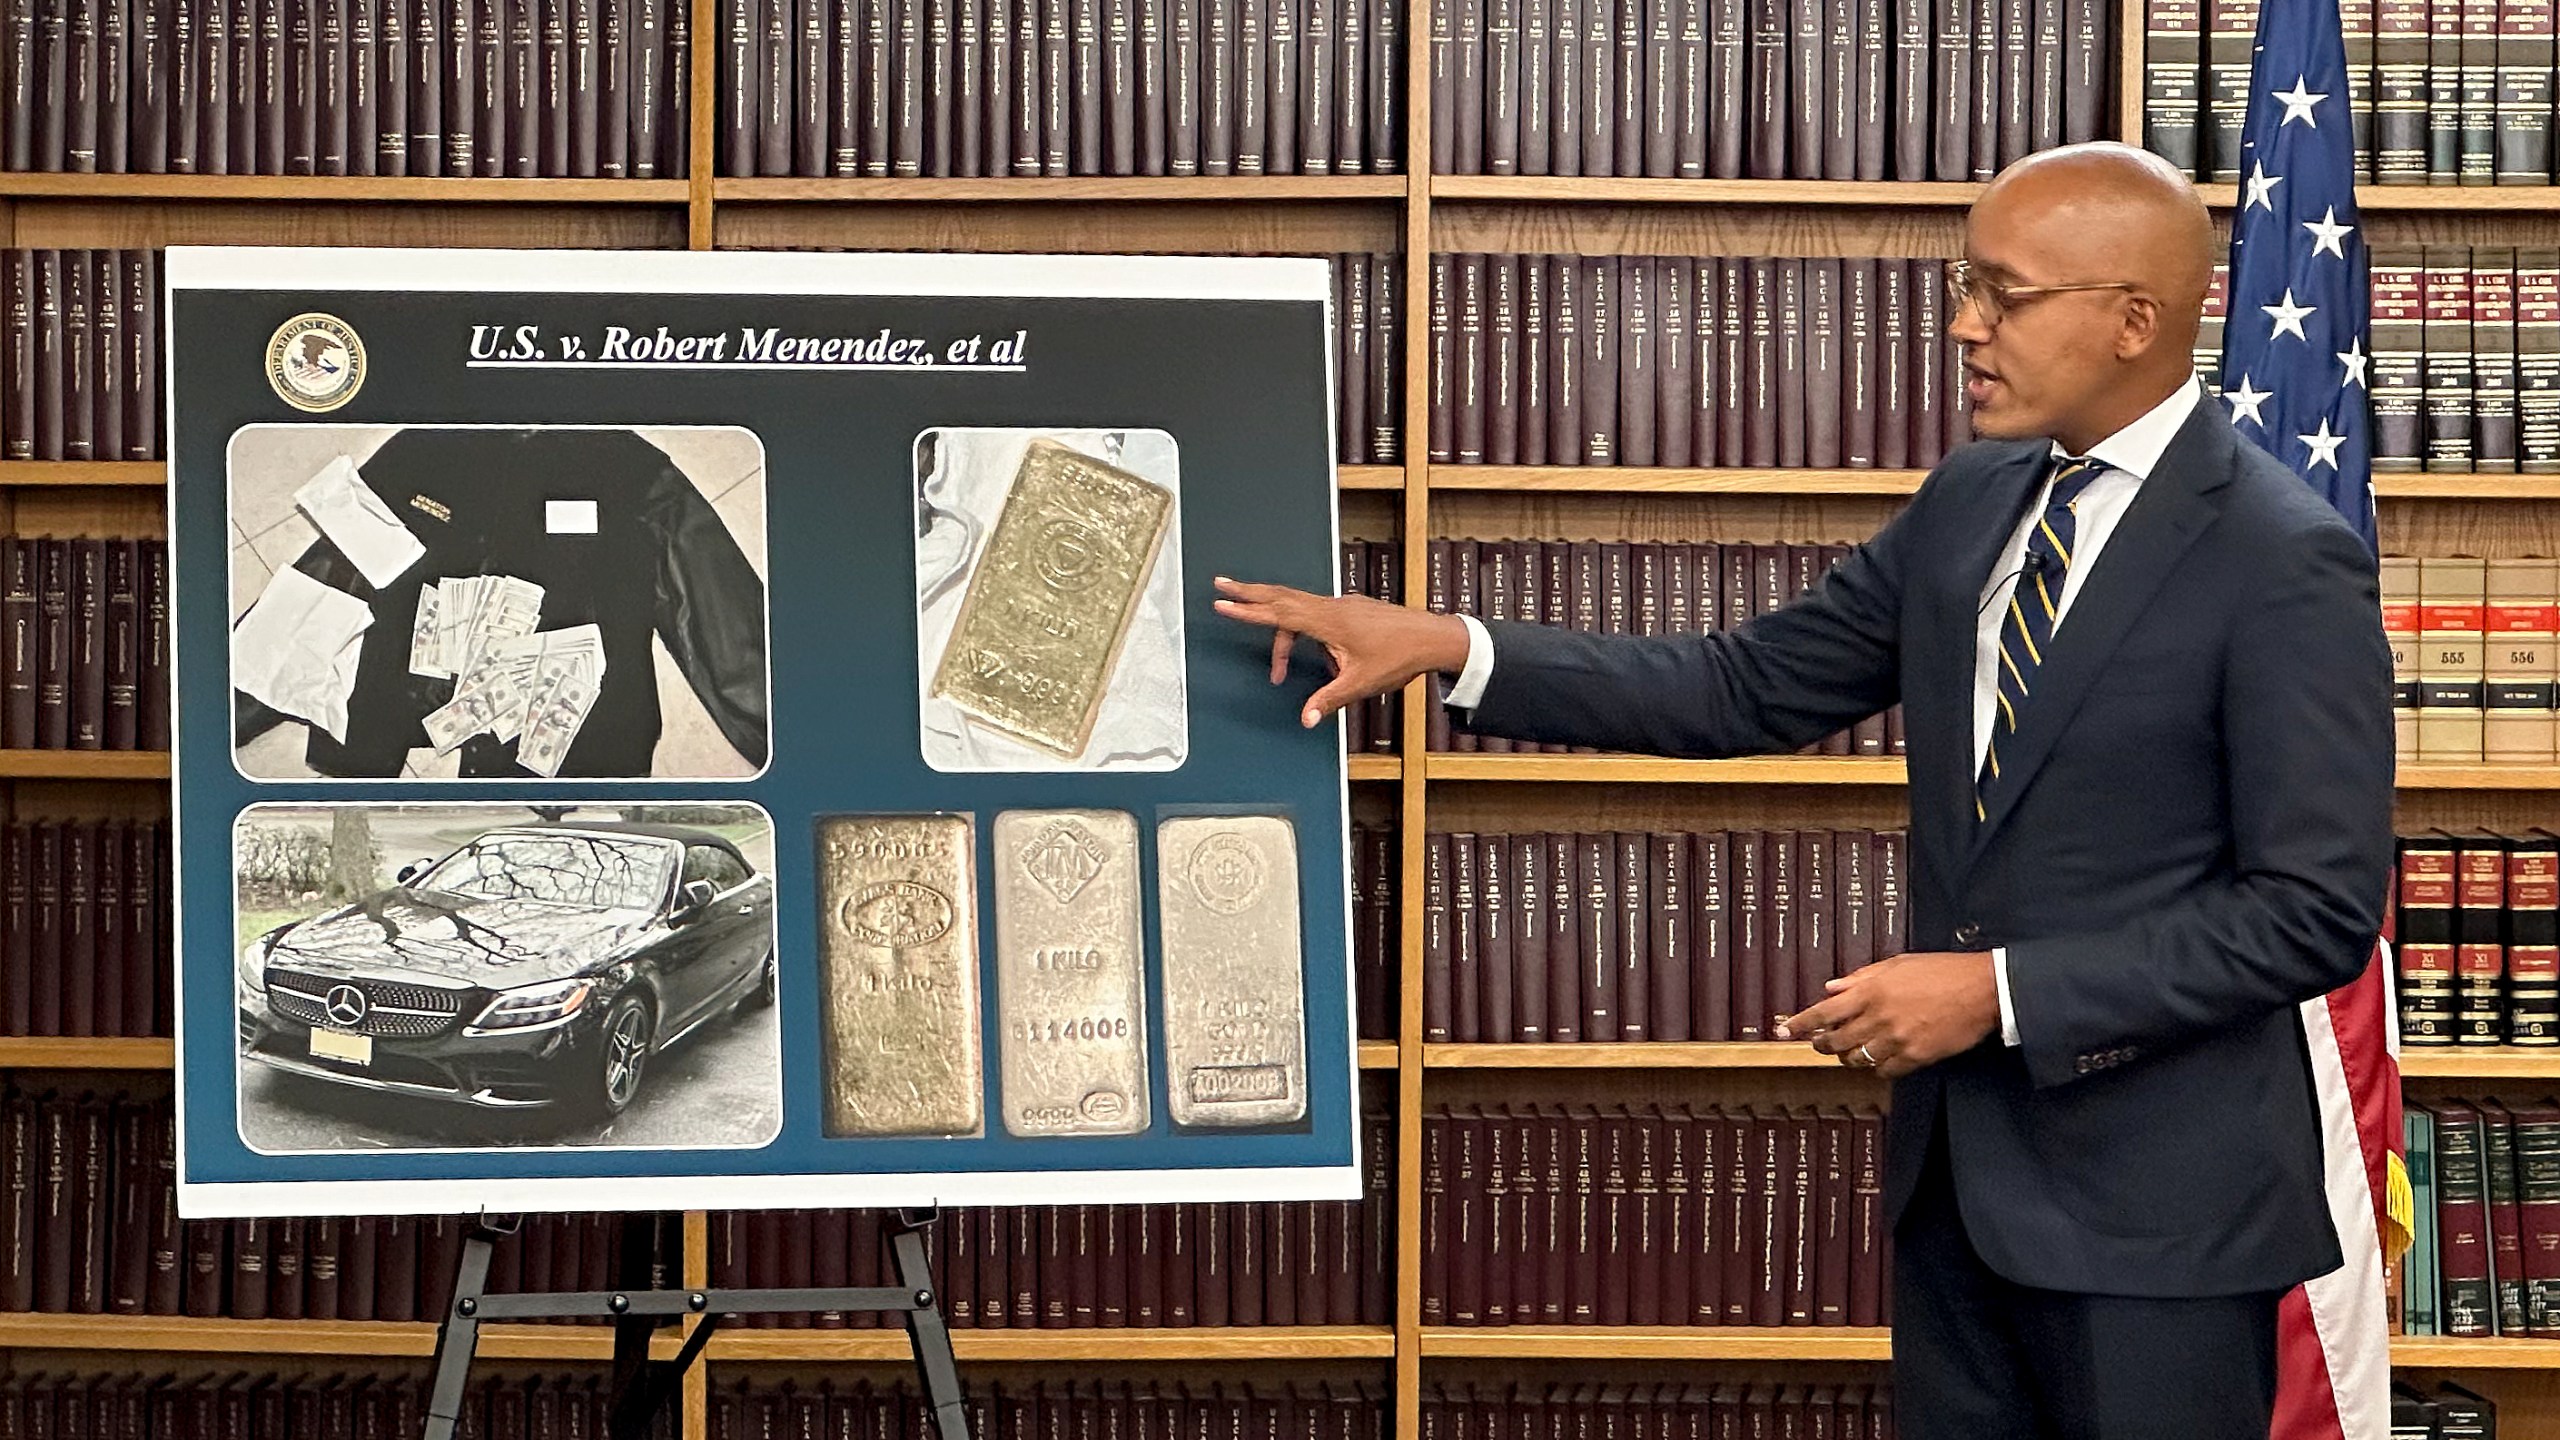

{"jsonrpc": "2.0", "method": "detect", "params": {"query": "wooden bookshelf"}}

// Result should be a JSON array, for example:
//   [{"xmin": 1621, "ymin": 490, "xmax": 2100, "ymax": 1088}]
[
  {"xmin": 1430, "ymin": 466, "xmax": 2560, "ymax": 501},
  {"xmin": 715, "ymin": 176, "xmax": 1411, "ymax": 202},
  {"xmin": 0, "ymin": 1038, "xmax": 174, "ymax": 1069},
  {"xmin": 1426, "ymin": 177, "xmax": 1986, "ymax": 206},
  {"xmin": 1426, "ymin": 1043, "xmax": 1881, "ymax": 1071},
  {"xmin": 0, "ymin": 750, "xmax": 169, "ymax": 780},
  {"xmin": 2398, "ymin": 1048, "xmax": 2560, "ymax": 1079},
  {"xmin": 1348, "ymin": 755, "xmax": 1403, "ymax": 782},
  {"xmin": 1358, "ymin": 1041, "xmax": 1400, "ymax": 1069},
  {"xmin": 0, "ymin": 1312, "xmax": 684, "ymax": 1360},
  {"xmin": 706, "ymin": 1327, "xmax": 1398, "ymax": 1362},
  {"xmin": 1338, "ymin": 466, "xmax": 1406, "ymax": 491},
  {"xmin": 0, "ymin": 175, "xmax": 692, "ymax": 204},
  {"xmin": 2196, "ymin": 182, "xmax": 2560, "ymax": 212},
  {"xmin": 1424, "ymin": 755, "xmax": 1909, "ymax": 784},
  {"xmin": 1418, "ymin": 1327, "xmax": 1894, "ymax": 1362},
  {"xmin": 0, "ymin": 461, "xmax": 163, "ymax": 487}
]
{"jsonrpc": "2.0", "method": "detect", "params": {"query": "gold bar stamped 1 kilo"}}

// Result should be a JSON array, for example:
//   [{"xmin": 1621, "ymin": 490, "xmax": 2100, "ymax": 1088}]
[{"xmin": 813, "ymin": 813, "xmax": 985, "ymax": 1137}]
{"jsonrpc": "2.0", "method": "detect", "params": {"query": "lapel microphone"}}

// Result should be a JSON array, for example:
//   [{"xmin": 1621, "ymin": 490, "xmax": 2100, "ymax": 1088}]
[{"xmin": 1977, "ymin": 549, "xmax": 2055, "ymax": 620}]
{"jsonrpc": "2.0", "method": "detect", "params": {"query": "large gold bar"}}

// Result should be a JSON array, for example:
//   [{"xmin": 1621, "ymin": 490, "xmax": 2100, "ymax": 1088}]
[
  {"xmin": 992, "ymin": 809, "xmax": 1151, "ymax": 1137},
  {"xmin": 928, "ymin": 438, "xmax": 1176, "ymax": 759},
  {"xmin": 1157, "ymin": 815, "xmax": 1307, "ymax": 1128},
  {"xmin": 812, "ymin": 813, "xmax": 985, "ymax": 1138}
]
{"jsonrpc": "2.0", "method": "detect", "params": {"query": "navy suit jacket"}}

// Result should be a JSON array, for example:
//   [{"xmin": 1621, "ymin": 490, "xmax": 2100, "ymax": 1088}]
[{"xmin": 1460, "ymin": 397, "xmax": 2395, "ymax": 1298}]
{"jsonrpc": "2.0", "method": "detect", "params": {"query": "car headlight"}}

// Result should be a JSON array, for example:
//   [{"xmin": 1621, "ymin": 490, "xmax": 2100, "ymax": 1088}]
[
  {"xmin": 237, "ymin": 932, "xmax": 279, "ymax": 1000},
  {"xmin": 467, "ymin": 978, "xmax": 596, "ymax": 1033}
]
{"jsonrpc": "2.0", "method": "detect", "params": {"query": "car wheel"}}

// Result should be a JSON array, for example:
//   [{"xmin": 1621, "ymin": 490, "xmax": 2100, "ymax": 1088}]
[
  {"xmin": 584, "ymin": 994, "xmax": 654, "ymax": 1118},
  {"xmin": 747, "ymin": 950, "xmax": 777, "ymax": 1010}
]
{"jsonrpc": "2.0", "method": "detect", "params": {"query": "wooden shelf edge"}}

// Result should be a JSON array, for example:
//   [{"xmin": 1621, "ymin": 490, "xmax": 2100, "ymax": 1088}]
[
  {"xmin": 0, "ymin": 751, "xmax": 171, "ymax": 779},
  {"xmin": 1431, "ymin": 467, "xmax": 1925, "ymax": 495},
  {"xmin": 1426, "ymin": 1043, "xmax": 1861, "ymax": 1070},
  {"xmin": 2397, "ymin": 765, "xmax": 2560, "ymax": 790},
  {"xmin": 1348, "ymin": 756, "xmax": 1404, "ymax": 781},
  {"xmin": 2198, "ymin": 182, "xmax": 2560, "ymax": 212},
  {"xmin": 1337, "ymin": 466, "xmax": 1406, "ymax": 491},
  {"xmin": 1424, "ymin": 755, "xmax": 1908, "ymax": 785},
  {"xmin": 1420, "ymin": 1327, "xmax": 2560, "ymax": 1366},
  {"xmin": 1426, "ymin": 177, "xmax": 1984, "ymax": 206},
  {"xmin": 0, "ymin": 1038, "xmax": 174, "ymax": 1069},
  {"xmin": 1430, "ymin": 468, "xmax": 2560, "ymax": 499},
  {"xmin": 706, "ymin": 1326, "xmax": 1396, "ymax": 1361},
  {"xmin": 0, "ymin": 461, "xmax": 164, "ymax": 487},
  {"xmin": 2398, "ymin": 1047, "xmax": 2560, "ymax": 1078},
  {"xmin": 0, "ymin": 174, "xmax": 691, "ymax": 203},
  {"xmin": 2389, "ymin": 1335, "xmax": 2560, "ymax": 1366},
  {"xmin": 0, "ymin": 1313, "xmax": 675, "ymax": 1359},
  {"xmin": 714, "ymin": 176, "xmax": 1410, "ymax": 203},
  {"xmin": 1357, "ymin": 1041, "xmax": 1400, "ymax": 1069},
  {"xmin": 1418, "ymin": 1327, "xmax": 1891, "ymax": 1360},
  {"xmin": 2373, "ymin": 473, "xmax": 2560, "ymax": 499}
]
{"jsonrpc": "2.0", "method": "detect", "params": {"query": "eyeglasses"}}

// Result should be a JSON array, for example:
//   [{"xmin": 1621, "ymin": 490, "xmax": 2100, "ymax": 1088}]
[{"xmin": 1946, "ymin": 259, "xmax": 2142, "ymax": 325}]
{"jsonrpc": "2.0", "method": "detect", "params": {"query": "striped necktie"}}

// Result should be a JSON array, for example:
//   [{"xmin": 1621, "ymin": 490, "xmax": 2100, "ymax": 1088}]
[{"xmin": 1976, "ymin": 455, "xmax": 2109, "ymax": 821}]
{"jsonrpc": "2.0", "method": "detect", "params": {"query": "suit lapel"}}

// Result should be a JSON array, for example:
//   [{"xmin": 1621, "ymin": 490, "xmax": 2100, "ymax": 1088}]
[
  {"xmin": 1964, "ymin": 401, "xmax": 2236, "ymax": 867},
  {"xmin": 1911, "ymin": 443, "xmax": 2050, "ymax": 899}
]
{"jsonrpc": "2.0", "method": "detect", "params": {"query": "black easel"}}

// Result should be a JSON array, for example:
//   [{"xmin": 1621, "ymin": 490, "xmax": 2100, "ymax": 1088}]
[{"xmin": 421, "ymin": 1207, "xmax": 969, "ymax": 1440}]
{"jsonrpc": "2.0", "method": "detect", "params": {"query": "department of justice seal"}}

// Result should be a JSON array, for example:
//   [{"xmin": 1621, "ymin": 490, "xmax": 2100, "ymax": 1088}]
[{"xmin": 266, "ymin": 313, "xmax": 365, "ymax": 412}]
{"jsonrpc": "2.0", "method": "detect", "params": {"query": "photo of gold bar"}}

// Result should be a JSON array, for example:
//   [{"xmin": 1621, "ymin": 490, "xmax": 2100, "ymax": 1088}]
[
  {"xmin": 1157, "ymin": 814, "xmax": 1307, "ymax": 1128},
  {"xmin": 927, "ymin": 438, "xmax": 1176, "ymax": 759},
  {"xmin": 992, "ymin": 809, "xmax": 1151, "ymax": 1137},
  {"xmin": 812, "ymin": 813, "xmax": 984, "ymax": 1138}
]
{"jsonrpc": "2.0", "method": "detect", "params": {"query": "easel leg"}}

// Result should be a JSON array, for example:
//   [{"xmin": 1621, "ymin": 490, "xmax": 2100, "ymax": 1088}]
[
  {"xmin": 606, "ymin": 1212, "xmax": 678, "ymax": 1440},
  {"xmin": 421, "ymin": 1219, "xmax": 507, "ymax": 1440},
  {"xmin": 889, "ymin": 1208, "xmax": 971, "ymax": 1440}
]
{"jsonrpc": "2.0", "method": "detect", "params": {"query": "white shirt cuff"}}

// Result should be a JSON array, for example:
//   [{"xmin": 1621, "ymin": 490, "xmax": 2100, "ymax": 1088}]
[
  {"xmin": 1993, "ymin": 946, "xmax": 2020, "ymax": 1046},
  {"xmin": 1441, "ymin": 613, "xmax": 1495, "ymax": 710}
]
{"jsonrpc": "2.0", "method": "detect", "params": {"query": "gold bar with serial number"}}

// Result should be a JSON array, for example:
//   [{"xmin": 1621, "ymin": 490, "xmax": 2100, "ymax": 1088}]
[
  {"xmin": 928, "ymin": 438, "xmax": 1176, "ymax": 759},
  {"xmin": 992, "ymin": 809, "xmax": 1151, "ymax": 1137},
  {"xmin": 1157, "ymin": 814, "xmax": 1308, "ymax": 1128},
  {"xmin": 813, "ymin": 813, "xmax": 985, "ymax": 1138}
]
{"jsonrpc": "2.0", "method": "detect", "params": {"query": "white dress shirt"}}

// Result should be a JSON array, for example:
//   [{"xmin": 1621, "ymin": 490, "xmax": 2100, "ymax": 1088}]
[{"xmin": 1442, "ymin": 374, "xmax": 2210, "ymax": 1047}]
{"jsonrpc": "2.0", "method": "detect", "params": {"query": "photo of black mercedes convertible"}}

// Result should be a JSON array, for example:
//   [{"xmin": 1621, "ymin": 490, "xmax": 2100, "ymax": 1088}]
[{"xmin": 234, "ymin": 805, "xmax": 782, "ymax": 1153}]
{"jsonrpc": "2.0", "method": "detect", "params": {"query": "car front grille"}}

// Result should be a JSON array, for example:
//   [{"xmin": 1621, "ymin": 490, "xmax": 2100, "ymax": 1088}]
[{"xmin": 264, "ymin": 967, "xmax": 469, "ymax": 1040}]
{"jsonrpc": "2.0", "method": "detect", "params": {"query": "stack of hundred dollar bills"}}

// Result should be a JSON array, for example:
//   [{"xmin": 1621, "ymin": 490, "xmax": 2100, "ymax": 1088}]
[{"xmin": 410, "ymin": 575, "xmax": 606, "ymax": 778}]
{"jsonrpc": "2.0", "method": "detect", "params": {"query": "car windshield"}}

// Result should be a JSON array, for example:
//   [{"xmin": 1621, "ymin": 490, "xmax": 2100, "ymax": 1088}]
[{"xmin": 415, "ymin": 833, "xmax": 676, "ymax": 911}]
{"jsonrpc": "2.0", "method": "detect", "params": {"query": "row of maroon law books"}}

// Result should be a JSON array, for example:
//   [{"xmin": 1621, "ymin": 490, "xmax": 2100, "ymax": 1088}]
[
  {"xmin": 2, "ymin": 0, "xmax": 693, "ymax": 177},
  {"xmin": 718, "ymin": 1381, "xmax": 1387, "ymax": 1440},
  {"xmin": 0, "ymin": 817, "xmax": 172, "ymax": 1039},
  {"xmin": 1414, "ymin": 536, "xmax": 1908, "ymax": 758},
  {"xmin": 1, "ymin": 250, "xmax": 160, "ymax": 462},
  {"xmin": 1420, "ymin": 1103, "xmax": 1892, "ymax": 1330},
  {"xmin": 1428, "ymin": 253, "xmax": 1976, "ymax": 471},
  {"xmin": 0, "ymin": 1083, "xmax": 684, "ymax": 1323},
  {"xmin": 0, "ymin": 536, "xmax": 173, "ymax": 750},
  {"xmin": 2394, "ymin": 828, "xmax": 2560, "ymax": 1048},
  {"xmin": 707, "ymin": 1113, "xmax": 1395, "ymax": 1329},
  {"xmin": 715, "ymin": 0, "xmax": 1407, "ymax": 177},
  {"xmin": 1420, "ymin": 1383, "xmax": 1901, "ymax": 1440},
  {"xmin": 0, "ymin": 1370, "xmax": 677, "ymax": 1440},
  {"xmin": 1349, "ymin": 821, "xmax": 1397, "ymax": 1041},
  {"xmin": 1422, "ymin": 828, "xmax": 1909, "ymax": 1046},
  {"xmin": 2412, "ymin": 1095, "xmax": 2560, "ymax": 1339},
  {"xmin": 1329, "ymin": 252, "xmax": 1404, "ymax": 466},
  {"xmin": 1429, "ymin": 0, "xmax": 2107, "ymax": 183}
]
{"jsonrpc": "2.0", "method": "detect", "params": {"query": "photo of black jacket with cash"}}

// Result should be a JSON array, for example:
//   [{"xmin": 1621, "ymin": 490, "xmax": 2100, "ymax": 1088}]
[{"xmin": 231, "ymin": 428, "xmax": 769, "ymax": 779}]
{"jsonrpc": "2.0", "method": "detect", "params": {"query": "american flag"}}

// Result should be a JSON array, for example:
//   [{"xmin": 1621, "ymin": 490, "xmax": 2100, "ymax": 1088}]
[{"xmin": 2219, "ymin": 1, "xmax": 2408, "ymax": 1437}]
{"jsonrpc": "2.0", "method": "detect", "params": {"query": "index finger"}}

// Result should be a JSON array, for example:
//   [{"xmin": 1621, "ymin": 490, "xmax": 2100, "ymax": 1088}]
[
  {"xmin": 1777, "ymin": 986, "xmax": 1870, "ymax": 1042},
  {"xmin": 1214, "ymin": 576, "xmax": 1316, "ymax": 605}
]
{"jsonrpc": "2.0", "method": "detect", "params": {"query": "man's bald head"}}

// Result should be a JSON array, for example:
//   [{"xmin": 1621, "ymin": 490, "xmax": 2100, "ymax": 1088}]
[
  {"xmin": 1950, "ymin": 142, "xmax": 2218, "ymax": 451},
  {"xmin": 1979, "ymin": 143, "xmax": 2216, "ymax": 325}
]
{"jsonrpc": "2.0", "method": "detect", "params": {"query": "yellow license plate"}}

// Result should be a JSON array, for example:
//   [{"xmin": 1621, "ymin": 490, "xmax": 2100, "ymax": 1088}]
[{"xmin": 310, "ymin": 1028, "xmax": 373, "ymax": 1066}]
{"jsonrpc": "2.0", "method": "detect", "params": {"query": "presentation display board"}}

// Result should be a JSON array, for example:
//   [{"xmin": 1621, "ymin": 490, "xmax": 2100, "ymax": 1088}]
[{"xmin": 167, "ymin": 248, "xmax": 1354, "ymax": 1217}]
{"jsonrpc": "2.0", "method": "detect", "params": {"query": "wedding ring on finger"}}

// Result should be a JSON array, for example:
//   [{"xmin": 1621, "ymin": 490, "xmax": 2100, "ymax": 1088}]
[{"xmin": 1854, "ymin": 1043, "xmax": 1879, "ymax": 1069}]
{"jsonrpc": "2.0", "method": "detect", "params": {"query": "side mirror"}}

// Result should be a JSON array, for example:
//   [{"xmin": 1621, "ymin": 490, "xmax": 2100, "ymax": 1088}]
[
  {"xmin": 675, "ymin": 878, "xmax": 717, "ymax": 921},
  {"xmin": 395, "ymin": 858, "xmax": 434, "ymax": 884}
]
